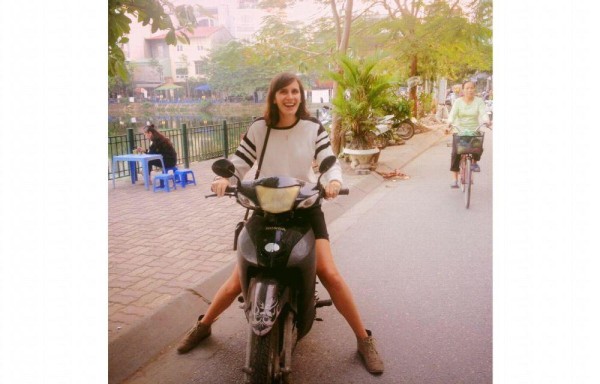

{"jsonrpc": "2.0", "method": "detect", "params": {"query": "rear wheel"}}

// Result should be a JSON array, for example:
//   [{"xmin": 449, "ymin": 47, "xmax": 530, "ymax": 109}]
[
  {"xmin": 395, "ymin": 119, "xmax": 415, "ymax": 140},
  {"xmin": 464, "ymin": 157, "xmax": 472, "ymax": 209},
  {"xmin": 248, "ymin": 321, "xmax": 280, "ymax": 384}
]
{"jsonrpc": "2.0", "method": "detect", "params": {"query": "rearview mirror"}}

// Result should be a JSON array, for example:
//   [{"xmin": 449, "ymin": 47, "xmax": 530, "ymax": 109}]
[
  {"xmin": 316, "ymin": 155, "xmax": 337, "ymax": 189},
  {"xmin": 212, "ymin": 159, "xmax": 236, "ymax": 178}
]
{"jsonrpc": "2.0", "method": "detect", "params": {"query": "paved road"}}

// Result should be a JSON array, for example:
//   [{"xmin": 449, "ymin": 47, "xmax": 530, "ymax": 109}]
[
  {"xmin": 122, "ymin": 131, "xmax": 493, "ymax": 384},
  {"xmin": 108, "ymin": 125, "xmax": 446, "ymax": 384}
]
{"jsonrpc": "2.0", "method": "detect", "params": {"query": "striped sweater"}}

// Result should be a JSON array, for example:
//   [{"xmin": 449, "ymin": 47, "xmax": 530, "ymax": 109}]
[{"xmin": 230, "ymin": 117, "xmax": 342, "ymax": 186}]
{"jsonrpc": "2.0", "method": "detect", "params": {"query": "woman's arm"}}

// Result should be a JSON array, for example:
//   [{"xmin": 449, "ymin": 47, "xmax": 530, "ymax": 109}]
[{"xmin": 477, "ymin": 98, "xmax": 490, "ymax": 125}]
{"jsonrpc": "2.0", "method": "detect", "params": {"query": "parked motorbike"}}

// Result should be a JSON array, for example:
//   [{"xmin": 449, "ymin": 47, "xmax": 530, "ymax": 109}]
[
  {"xmin": 375, "ymin": 114, "xmax": 416, "ymax": 141},
  {"xmin": 317, "ymin": 106, "xmax": 332, "ymax": 129},
  {"xmin": 208, "ymin": 155, "xmax": 348, "ymax": 384},
  {"xmin": 485, "ymin": 100, "xmax": 493, "ymax": 122}
]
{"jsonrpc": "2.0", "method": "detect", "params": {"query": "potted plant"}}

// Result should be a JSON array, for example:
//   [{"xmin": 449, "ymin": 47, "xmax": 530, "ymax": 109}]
[{"xmin": 329, "ymin": 55, "xmax": 394, "ymax": 170}]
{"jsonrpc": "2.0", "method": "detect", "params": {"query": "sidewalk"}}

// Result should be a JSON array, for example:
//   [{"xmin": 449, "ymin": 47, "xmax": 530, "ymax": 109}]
[{"xmin": 108, "ymin": 123, "xmax": 447, "ymax": 383}]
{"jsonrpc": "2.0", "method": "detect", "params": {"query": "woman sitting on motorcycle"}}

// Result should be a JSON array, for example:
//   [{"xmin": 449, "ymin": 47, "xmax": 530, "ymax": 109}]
[{"xmin": 176, "ymin": 72, "xmax": 384, "ymax": 374}]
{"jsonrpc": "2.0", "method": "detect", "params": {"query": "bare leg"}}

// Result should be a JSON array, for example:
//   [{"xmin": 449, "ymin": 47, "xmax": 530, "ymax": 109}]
[
  {"xmin": 315, "ymin": 239, "xmax": 368, "ymax": 340},
  {"xmin": 452, "ymin": 171, "xmax": 458, "ymax": 182},
  {"xmin": 201, "ymin": 264, "xmax": 242, "ymax": 325}
]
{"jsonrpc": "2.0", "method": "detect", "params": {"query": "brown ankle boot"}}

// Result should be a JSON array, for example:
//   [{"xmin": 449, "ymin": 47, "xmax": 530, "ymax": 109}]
[
  {"xmin": 177, "ymin": 315, "xmax": 212, "ymax": 354},
  {"xmin": 357, "ymin": 329, "xmax": 384, "ymax": 374}
]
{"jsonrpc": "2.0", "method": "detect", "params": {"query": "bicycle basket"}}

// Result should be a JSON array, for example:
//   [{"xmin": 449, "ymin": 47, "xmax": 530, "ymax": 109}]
[{"xmin": 453, "ymin": 133, "xmax": 484, "ymax": 155}]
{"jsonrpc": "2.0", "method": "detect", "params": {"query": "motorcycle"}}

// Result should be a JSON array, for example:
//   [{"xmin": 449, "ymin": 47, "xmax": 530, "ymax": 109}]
[
  {"xmin": 317, "ymin": 106, "xmax": 332, "ymax": 129},
  {"xmin": 485, "ymin": 100, "xmax": 493, "ymax": 122},
  {"xmin": 208, "ymin": 155, "xmax": 348, "ymax": 384},
  {"xmin": 375, "ymin": 114, "xmax": 416, "ymax": 141}
]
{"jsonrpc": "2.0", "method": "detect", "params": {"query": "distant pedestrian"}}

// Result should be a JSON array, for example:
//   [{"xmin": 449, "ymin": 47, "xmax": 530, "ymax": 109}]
[{"xmin": 137, "ymin": 124, "xmax": 177, "ymax": 176}]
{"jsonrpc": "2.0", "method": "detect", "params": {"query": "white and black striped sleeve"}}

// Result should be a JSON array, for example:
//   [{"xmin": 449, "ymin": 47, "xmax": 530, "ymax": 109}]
[{"xmin": 314, "ymin": 122, "xmax": 342, "ymax": 185}]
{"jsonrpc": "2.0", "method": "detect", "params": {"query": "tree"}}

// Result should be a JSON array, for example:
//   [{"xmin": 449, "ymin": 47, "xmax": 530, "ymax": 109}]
[
  {"xmin": 148, "ymin": 58, "xmax": 164, "ymax": 82},
  {"xmin": 108, "ymin": 0, "xmax": 196, "ymax": 80},
  {"xmin": 328, "ymin": 0, "xmax": 355, "ymax": 155},
  {"xmin": 202, "ymin": 41, "xmax": 276, "ymax": 97},
  {"xmin": 365, "ymin": 0, "xmax": 492, "ymax": 115},
  {"xmin": 329, "ymin": 54, "xmax": 395, "ymax": 150},
  {"xmin": 201, "ymin": 13, "xmax": 338, "ymax": 98}
]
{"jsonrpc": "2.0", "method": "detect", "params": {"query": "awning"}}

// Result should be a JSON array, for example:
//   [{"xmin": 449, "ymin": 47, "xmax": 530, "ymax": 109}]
[
  {"xmin": 135, "ymin": 83, "xmax": 161, "ymax": 88},
  {"xmin": 155, "ymin": 83, "xmax": 183, "ymax": 91},
  {"xmin": 194, "ymin": 84, "xmax": 212, "ymax": 91}
]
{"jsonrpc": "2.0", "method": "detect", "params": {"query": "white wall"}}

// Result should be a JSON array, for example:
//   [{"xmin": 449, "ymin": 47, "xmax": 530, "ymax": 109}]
[{"xmin": 311, "ymin": 89, "xmax": 331, "ymax": 103}]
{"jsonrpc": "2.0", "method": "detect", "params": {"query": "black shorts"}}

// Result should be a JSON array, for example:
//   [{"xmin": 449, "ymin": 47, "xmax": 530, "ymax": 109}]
[{"xmin": 303, "ymin": 206, "xmax": 329, "ymax": 240}]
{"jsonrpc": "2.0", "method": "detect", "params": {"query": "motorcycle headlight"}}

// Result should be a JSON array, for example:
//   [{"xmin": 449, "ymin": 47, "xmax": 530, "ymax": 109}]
[{"xmin": 256, "ymin": 185, "xmax": 300, "ymax": 214}]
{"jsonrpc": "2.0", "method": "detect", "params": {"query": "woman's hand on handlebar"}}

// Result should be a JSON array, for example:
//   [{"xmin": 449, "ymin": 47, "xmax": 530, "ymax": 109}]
[
  {"xmin": 211, "ymin": 177, "xmax": 231, "ymax": 197},
  {"xmin": 324, "ymin": 180, "xmax": 342, "ymax": 200}
]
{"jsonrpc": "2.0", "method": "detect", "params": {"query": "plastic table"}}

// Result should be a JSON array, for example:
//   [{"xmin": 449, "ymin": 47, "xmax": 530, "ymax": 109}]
[{"xmin": 111, "ymin": 154, "xmax": 165, "ymax": 190}]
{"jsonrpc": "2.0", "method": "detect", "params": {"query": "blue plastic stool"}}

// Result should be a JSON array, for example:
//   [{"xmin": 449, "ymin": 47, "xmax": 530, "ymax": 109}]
[
  {"xmin": 153, "ymin": 173, "xmax": 177, "ymax": 192},
  {"xmin": 174, "ymin": 169, "xmax": 197, "ymax": 188}
]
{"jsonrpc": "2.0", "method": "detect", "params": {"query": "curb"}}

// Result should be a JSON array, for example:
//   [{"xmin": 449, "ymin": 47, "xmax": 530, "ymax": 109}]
[
  {"xmin": 108, "ymin": 262, "xmax": 235, "ymax": 384},
  {"xmin": 108, "ymin": 127, "xmax": 446, "ymax": 384}
]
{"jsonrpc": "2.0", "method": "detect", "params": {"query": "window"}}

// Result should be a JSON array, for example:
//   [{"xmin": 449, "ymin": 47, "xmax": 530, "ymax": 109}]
[
  {"xmin": 176, "ymin": 66, "xmax": 188, "ymax": 78},
  {"xmin": 177, "ymin": 45, "xmax": 183, "ymax": 51},
  {"xmin": 195, "ymin": 61, "xmax": 202, "ymax": 75}
]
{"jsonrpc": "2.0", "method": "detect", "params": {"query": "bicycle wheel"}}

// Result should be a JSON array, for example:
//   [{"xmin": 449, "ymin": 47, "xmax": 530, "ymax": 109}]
[
  {"xmin": 464, "ymin": 157, "xmax": 472, "ymax": 209},
  {"xmin": 459, "ymin": 156, "xmax": 466, "ymax": 192}
]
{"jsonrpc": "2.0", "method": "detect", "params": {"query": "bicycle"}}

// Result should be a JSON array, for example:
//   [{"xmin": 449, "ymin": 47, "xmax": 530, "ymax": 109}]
[{"xmin": 451, "ymin": 123, "xmax": 489, "ymax": 209}]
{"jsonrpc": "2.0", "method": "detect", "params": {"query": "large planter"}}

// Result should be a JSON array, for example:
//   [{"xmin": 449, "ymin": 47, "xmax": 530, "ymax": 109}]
[{"xmin": 343, "ymin": 147, "xmax": 380, "ymax": 172}]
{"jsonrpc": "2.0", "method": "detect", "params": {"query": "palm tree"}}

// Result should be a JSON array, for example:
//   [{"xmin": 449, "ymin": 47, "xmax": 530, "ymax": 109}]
[{"xmin": 329, "ymin": 55, "xmax": 394, "ymax": 150}]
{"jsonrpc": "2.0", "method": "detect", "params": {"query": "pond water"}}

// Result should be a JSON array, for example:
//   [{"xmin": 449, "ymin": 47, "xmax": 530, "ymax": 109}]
[
  {"xmin": 107, "ymin": 102, "xmax": 327, "ymax": 136},
  {"xmin": 108, "ymin": 113, "xmax": 259, "ymax": 136}
]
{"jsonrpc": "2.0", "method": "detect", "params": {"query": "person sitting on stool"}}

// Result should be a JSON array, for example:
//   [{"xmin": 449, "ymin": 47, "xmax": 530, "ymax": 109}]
[{"xmin": 137, "ymin": 123, "xmax": 177, "ymax": 179}]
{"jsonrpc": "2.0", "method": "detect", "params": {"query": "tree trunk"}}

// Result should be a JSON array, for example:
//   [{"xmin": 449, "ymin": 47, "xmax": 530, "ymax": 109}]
[
  {"xmin": 330, "ymin": 0, "xmax": 353, "ymax": 155},
  {"xmin": 410, "ymin": 55, "xmax": 418, "ymax": 118}
]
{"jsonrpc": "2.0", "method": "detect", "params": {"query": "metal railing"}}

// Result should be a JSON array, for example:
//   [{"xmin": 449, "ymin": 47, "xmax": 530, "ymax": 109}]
[{"xmin": 108, "ymin": 119, "xmax": 252, "ymax": 180}]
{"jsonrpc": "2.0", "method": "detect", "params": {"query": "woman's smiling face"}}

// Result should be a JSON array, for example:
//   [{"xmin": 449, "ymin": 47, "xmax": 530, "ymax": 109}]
[{"xmin": 274, "ymin": 80, "xmax": 301, "ymax": 121}]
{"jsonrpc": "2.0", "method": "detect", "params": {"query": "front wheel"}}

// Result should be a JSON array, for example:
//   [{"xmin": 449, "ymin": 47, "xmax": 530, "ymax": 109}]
[
  {"xmin": 464, "ymin": 157, "xmax": 472, "ymax": 209},
  {"xmin": 248, "ymin": 321, "xmax": 280, "ymax": 384},
  {"xmin": 459, "ymin": 156, "xmax": 467, "ymax": 192},
  {"xmin": 395, "ymin": 119, "xmax": 415, "ymax": 140}
]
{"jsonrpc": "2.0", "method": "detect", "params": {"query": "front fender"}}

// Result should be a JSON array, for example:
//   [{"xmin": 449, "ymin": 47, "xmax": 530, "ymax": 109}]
[{"xmin": 247, "ymin": 278, "xmax": 288, "ymax": 336}]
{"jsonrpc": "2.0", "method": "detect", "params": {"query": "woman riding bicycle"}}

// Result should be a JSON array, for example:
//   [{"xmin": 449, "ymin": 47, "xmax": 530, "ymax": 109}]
[{"xmin": 448, "ymin": 81, "xmax": 490, "ymax": 188}]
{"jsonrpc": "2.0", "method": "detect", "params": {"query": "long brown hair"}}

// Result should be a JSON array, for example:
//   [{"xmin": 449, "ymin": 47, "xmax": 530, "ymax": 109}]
[
  {"xmin": 263, "ymin": 72, "xmax": 310, "ymax": 127},
  {"xmin": 144, "ymin": 124, "xmax": 171, "ymax": 144}
]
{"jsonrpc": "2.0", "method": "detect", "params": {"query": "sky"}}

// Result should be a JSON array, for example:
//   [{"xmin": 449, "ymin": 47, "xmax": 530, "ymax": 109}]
[
  {"xmin": 1, "ymin": 1, "xmax": 600, "ymax": 384},
  {"xmin": 284, "ymin": 0, "xmax": 381, "ymax": 23},
  {"xmin": 286, "ymin": 0, "xmax": 332, "ymax": 21}
]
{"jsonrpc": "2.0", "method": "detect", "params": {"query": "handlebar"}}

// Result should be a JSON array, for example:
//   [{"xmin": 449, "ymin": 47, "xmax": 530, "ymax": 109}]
[
  {"xmin": 450, "ymin": 123, "xmax": 490, "ymax": 134},
  {"xmin": 205, "ymin": 186, "xmax": 236, "ymax": 198},
  {"xmin": 206, "ymin": 186, "xmax": 349, "ymax": 198}
]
